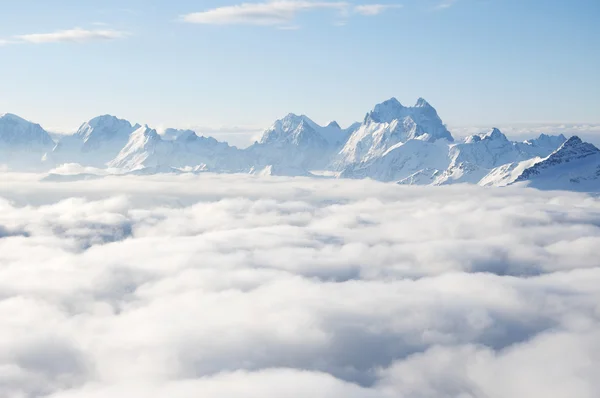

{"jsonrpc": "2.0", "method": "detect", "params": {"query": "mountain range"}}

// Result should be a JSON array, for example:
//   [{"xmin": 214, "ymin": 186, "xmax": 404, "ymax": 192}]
[{"xmin": 1, "ymin": 98, "xmax": 599, "ymax": 192}]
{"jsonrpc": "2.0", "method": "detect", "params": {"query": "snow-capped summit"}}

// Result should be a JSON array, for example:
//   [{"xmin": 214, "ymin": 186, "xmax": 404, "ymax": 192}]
[
  {"xmin": 50, "ymin": 115, "xmax": 139, "ymax": 167},
  {"xmin": 480, "ymin": 136, "xmax": 600, "ymax": 191},
  {"xmin": 414, "ymin": 97, "xmax": 433, "ymax": 108},
  {"xmin": 0, "ymin": 113, "xmax": 55, "ymax": 170},
  {"xmin": 76, "ymin": 115, "xmax": 137, "ymax": 142},
  {"xmin": 259, "ymin": 113, "xmax": 325, "ymax": 146},
  {"xmin": 0, "ymin": 113, "xmax": 55, "ymax": 148},
  {"xmin": 109, "ymin": 125, "xmax": 249, "ymax": 172},
  {"xmin": 337, "ymin": 97, "xmax": 453, "ymax": 167},
  {"xmin": 525, "ymin": 133, "xmax": 568, "ymax": 149},
  {"xmin": 326, "ymin": 121, "xmax": 341, "ymax": 129},
  {"xmin": 435, "ymin": 128, "xmax": 566, "ymax": 185},
  {"xmin": 517, "ymin": 136, "xmax": 599, "ymax": 179},
  {"xmin": 482, "ymin": 127, "xmax": 508, "ymax": 141},
  {"xmin": 250, "ymin": 112, "xmax": 357, "ymax": 171},
  {"xmin": 161, "ymin": 128, "xmax": 197, "ymax": 141},
  {"xmin": 464, "ymin": 128, "xmax": 508, "ymax": 144},
  {"xmin": 367, "ymin": 97, "xmax": 406, "ymax": 124}
]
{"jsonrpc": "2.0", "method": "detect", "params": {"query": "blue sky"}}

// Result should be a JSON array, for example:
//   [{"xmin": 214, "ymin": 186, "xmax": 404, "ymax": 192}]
[{"xmin": 0, "ymin": 0, "xmax": 598, "ymax": 145}]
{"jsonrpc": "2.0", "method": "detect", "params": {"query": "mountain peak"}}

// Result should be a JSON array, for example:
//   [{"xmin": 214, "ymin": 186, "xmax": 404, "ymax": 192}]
[
  {"xmin": 414, "ymin": 98, "xmax": 432, "ymax": 108},
  {"xmin": 514, "ymin": 136, "xmax": 600, "ymax": 185},
  {"xmin": 86, "ymin": 114, "xmax": 132, "ymax": 128},
  {"xmin": 76, "ymin": 115, "xmax": 136, "ymax": 143},
  {"xmin": 0, "ymin": 112, "xmax": 54, "ymax": 151},
  {"xmin": 538, "ymin": 135, "xmax": 598, "ymax": 166},
  {"xmin": 0, "ymin": 113, "xmax": 29, "ymax": 123},
  {"xmin": 367, "ymin": 97, "xmax": 405, "ymax": 123},
  {"xmin": 326, "ymin": 121, "xmax": 341, "ymax": 129},
  {"xmin": 562, "ymin": 135, "xmax": 584, "ymax": 147},
  {"xmin": 482, "ymin": 128, "xmax": 508, "ymax": 141}
]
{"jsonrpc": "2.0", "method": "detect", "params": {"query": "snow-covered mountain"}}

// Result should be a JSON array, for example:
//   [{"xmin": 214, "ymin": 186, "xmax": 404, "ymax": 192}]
[
  {"xmin": 247, "ymin": 113, "xmax": 358, "ymax": 171},
  {"xmin": 108, "ymin": 126, "xmax": 248, "ymax": 172},
  {"xmin": 0, "ymin": 113, "xmax": 55, "ymax": 170},
  {"xmin": 481, "ymin": 136, "xmax": 600, "ymax": 191},
  {"xmin": 50, "ymin": 115, "xmax": 139, "ymax": 167},
  {"xmin": 340, "ymin": 139, "xmax": 450, "ymax": 182},
  {"xmin": 336, "ymin": 98, "xmax": 453, "ymax": 168},
  {"xmin": 1, "ymin": 98, "xmax": 598, "ymax": 192},
  {"xmin": 434, "ymin": 129, "xmax": 566, "ymax": 185}
]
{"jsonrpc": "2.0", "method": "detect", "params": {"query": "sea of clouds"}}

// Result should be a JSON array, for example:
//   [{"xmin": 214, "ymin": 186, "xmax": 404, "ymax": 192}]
[{"xmin": 0, "ymin": 172, "xmax": 599, "ymax": 398}]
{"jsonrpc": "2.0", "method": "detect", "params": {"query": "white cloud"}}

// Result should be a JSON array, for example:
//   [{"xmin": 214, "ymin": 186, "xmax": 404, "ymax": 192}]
[
  {"xmin": 182, "ymin": 1, "xmax": 401, "ymax": 26},
  {"xmin": 354, "ymin": 4, "xmax": 403, "ymax": 16},
  {"xmin": 16, "ymin": 28, "xmax": 127, "ymax": 44},
  {"xmin": 0, "ymin": 173, "xmax": 598, "ymax": 397},
  {"xmin": 182, "ymin": 1, "xmax": 348, "ymax": 25},
  {"xmin": 435, "ymin": 0, "xmax": 457, "ymax": 10}
]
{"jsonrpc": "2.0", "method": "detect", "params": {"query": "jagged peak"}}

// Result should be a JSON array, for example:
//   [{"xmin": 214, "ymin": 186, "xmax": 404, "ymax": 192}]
[
  {"xmin": 537, "ymin": 132, "xmax": 566, "ymax": 141},
  {"xmin": 76, "ymin": 115, "xmax": 137, "ymax": 142},
  {"xmin": 545, "ymin": 135, "xmax": 598, "ymax": 161},
  {"xmin": 174, "ymin": 130, "xmax": 197, "ymax": 141},
  {"xmin": 414, "ymin": 97, "xmax": 432, "ymax": 108},
  {"xmin": 515, "ymin": 136, "xmax": 600, "ymax": 183},
  {"xmin": 326, "ymin": 121, "xmax": 341, "ymax": 129},
  {"xmin": 366, "ymin": 97, "xmax": 405, "ymax": 124},
  {"xmin": 482, "ymin": 128, "xmax": 508, "ymax": 141},
  {"xmin": 378, "ymin": 97, "xmax": 403, "ymax": 107},
  {"xmin": 561, "ymin": 135, "xmax": 586, "ymax": 147},
  {"xmin": 281, "ymin": 113, "xmax": 310, "ymax": 122},
  {"xmin": 524, "ymin": 133, "xmax": 567, "ymax": 148}
]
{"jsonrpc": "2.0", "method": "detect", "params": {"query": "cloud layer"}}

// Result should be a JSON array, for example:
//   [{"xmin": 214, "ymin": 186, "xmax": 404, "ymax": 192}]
[{"xmin": 0, "ymin": 172, "xmax": 599, "ymax": 397}]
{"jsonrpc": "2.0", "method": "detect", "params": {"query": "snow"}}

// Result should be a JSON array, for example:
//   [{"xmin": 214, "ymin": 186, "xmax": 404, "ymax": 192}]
[
  {"xmin": 0, "ymin": 113, "xmax": 55, "ymax": 170},
  {"xmin": 336, "ymin": 97, "xmax": 453, "ymax": 167},
  {"xmin": 0, "ymin": 100, "xmax": 597, "ymax": 191}
]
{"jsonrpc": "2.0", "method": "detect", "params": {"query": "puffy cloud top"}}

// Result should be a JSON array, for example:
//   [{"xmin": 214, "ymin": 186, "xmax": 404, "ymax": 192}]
[{"xmin": 0, "ymin": 172, "xmax": 598, "ymax": 397}]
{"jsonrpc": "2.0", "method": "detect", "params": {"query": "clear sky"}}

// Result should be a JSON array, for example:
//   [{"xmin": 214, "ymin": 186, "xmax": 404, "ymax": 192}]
[{"xmin": 0, "ymin": 0, "xmax": 599, "ymax": 145}]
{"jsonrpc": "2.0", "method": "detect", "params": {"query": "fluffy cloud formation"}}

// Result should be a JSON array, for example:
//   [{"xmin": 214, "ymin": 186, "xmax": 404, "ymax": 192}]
[
  {"xmin": 11, "ymin": 28, "xmax": 127, "ymax": 44},
  {"xmin": 182, "ymin": 1, "xmax": 402, "ymax": 26},
  {"xmin": 0, "ymin": 172, "xmax": 599, "ymax": 397}
]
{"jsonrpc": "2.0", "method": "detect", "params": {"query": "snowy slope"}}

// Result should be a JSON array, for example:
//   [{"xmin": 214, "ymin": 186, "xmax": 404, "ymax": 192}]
[
  {"xmin": 434, "ymin": 129, "xmax": 566, "ymax": 185},
  {"xmin": 479, "ymin": 158, "xmax": 542, "ymax": 187},
  {"xmin": 50, "ymin": 115, "xmax": 139, "ymax": 167},
  {"xmin": 508, "ymin": 137, "xmax": 600, "ymax": 191},
  {"xmin": 247, "ymin": 113, "xmax": 358, "ymax": 171},
  {"xmin": 0, "ymin": 113, "xmax": 55, "ymax": 170},
  {"xmin": 2, "ymin": 99, "xmax": 598, "ymax": 193},
  {"xmin": 336, "ymin": 98, "xmax": 453, "ymax": 168},
  {"xmin": 340, "ymin": 139, "xmax": 450, "ymax": 183},
  {"xmin": 108, "ymin": 126, "xmax": 249, "ymax": 172}
]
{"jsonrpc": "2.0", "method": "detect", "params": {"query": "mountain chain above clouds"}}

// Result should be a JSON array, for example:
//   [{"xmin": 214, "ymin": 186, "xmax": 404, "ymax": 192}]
[{"xmin": 1, "ymin": 99, "xmax": 598, "ymax": 191}]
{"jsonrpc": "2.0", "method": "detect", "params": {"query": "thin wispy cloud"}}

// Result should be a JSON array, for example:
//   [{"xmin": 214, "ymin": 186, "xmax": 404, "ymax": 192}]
[
  {"xmin": 435, "ymin": 0, "xmax": 457, "ymax": 10},
  {"xmin": 354, "ymin": 4, "xmax": 403, "ymax": 16},
  {"xmin": 182, "ymin": 1, "xmax": 402, "ymax": 27},
  {"xmin": 17, "ymin": 28, "xmax": 127, "ymax": 44}
]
